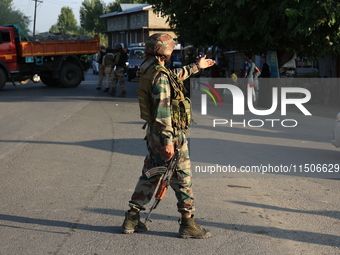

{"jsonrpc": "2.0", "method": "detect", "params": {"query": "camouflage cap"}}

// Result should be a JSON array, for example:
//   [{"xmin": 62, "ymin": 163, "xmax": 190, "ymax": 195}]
[{"xmin": 145, "ymin": 33, "xmax": 175, "ymax": 56}]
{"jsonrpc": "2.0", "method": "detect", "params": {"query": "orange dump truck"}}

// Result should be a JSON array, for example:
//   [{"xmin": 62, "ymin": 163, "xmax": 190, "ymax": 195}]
[{"xmin": 0, "ymin": 25, "xmax": 100, "ymax": 90}]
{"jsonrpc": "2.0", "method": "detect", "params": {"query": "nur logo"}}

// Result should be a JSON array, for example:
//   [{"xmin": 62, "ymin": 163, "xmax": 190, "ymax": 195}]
[
  {"xmin": 200, "ymin": 84, "xmax": 312, "ymax": 116},
  {"xmin": 198, "ymin": 82, "xmax": 223, "ymax": 115}
]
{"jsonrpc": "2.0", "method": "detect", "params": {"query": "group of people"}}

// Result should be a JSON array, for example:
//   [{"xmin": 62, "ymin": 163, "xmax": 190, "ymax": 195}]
[{"xmin": 95, "ymin": 43, "xmax": 128, "ymax": 97}]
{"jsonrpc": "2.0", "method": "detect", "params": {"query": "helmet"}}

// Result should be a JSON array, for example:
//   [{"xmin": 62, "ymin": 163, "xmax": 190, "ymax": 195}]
[
  {"xmin": 145, "ymin": 33, "xmax": 175, "ymax": 56},
  {"xmin": 115, "ymin": 43, "xmax": 123, "ymax": 50},
  {"xmin": 100, "ymin": 44, "xmax": 106, "ymax": 49}
]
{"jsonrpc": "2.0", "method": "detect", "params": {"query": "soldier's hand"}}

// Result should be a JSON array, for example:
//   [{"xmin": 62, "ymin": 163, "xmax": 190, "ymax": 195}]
[
  {"xmin": 197, "ymin": 55, "xmax": 216, "ymax": 69},
  {"xmin": 162, "ymin": 144, "xmax": 174, "ymax": 162}
]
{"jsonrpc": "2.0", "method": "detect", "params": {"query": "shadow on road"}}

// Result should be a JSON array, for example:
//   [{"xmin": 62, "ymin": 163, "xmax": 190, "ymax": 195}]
[
  {"xmin": 1, "ymin": 137, "xmax": 338, "ymax": 179},
  {"xmin": 1, "ymin": 206, "xmax": 339, "ymax": 246},
  {"xmin": 228, "ymin": 201, "xmax": 340, "ymax": 220}
]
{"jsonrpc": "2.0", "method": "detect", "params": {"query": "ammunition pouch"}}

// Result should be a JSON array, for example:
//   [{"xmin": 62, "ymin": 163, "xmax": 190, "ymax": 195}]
[{"xmin": 171, "ymin": 97, "xmax": 192, "ymax": 133}]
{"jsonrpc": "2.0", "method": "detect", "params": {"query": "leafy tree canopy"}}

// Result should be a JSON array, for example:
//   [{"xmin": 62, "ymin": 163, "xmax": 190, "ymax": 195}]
[
  {"xmin": 80, "ymin": 0, "xmax": 107, "ymax": 33},
  {"xmin": 147, "ymin": 0, "xmax": 340, "ymax": 60},
  {"xmin": 57, "ymin": 7, "xmax": 78, "ymax": 34},
  {"xmin": 0, "ymin": 0, "xmax": 31, "ymax": 35}
]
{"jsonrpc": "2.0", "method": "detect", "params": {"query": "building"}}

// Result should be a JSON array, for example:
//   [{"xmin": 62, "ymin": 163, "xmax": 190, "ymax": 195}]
[{"xmin": 100, "ymin": 4, "xmax": 177, "ymax": 49}]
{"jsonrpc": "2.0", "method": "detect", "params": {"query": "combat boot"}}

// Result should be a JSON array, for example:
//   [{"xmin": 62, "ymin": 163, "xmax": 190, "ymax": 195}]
[
  {"xmin": 118, "ymin": 90, "xmax": 126, "ymax": 97},
  {"xmin": 178, "ymin": 215, "xmax": 212, "ymax": 239},
  {"xmin": 110, "ymin": 88, "xmax": 116, "ymax": 96},
  {"xmin": 122, "ymin": 210, "xmax": 148, "ymax": 234}
]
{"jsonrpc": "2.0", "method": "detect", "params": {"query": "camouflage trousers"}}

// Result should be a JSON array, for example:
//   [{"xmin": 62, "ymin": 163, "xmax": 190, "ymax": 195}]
[
  {"xmin": 129, "ymin": 137, "xmax": 194, "ymax": 216},
  {"xmin": 97, "ymin": 64, "xmax": 105, "ymax": 88},
  {"xmin": 112, "ymin": 66, "xmax": 126, "ymax": 91},
  {"xmin": 104, "ymin": 65, "xmax": 114, "ymax": 89}
]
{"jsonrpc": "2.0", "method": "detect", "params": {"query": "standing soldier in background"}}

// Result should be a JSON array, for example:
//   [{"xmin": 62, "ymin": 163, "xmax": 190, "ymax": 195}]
[
  {"xmin": 102, "ymin": 48, "xmax": 116, "ymax": 92},
  {"xmin": 110, "ymin": 44, "xmax": 128, "ymax": 97},
  {"xmin": 121, "ymin": 33, "xmax": 215, "ymax": 239},
  {"xmin": 95, "ymin": 44, "xmax": 107, "ymax": 90}
]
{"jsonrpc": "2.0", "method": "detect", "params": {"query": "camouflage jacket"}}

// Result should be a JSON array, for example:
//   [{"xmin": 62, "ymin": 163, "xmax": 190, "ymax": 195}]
[{"xmin": 146, "ymin": 62, "xmax": 199, "ymax": 148}]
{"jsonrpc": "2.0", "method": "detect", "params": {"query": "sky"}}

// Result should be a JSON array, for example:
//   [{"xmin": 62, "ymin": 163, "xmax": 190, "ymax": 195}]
[{"xmin": 12, "ymin": 0, "xmax": 113, "ymax": 33}]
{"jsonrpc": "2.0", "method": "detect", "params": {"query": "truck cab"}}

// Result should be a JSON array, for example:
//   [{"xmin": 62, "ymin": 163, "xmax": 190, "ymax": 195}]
[{"xmin": 0, "ymin": 26, "xmax": 19, "ymax": 73}]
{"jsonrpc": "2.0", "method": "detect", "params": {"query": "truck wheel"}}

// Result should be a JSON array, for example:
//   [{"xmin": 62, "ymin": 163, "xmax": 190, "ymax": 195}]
[
  {"xmin": 40, "ymin": 75, "xmax": 59, "ymax": 87},
  {"xmin": 0, "ymin": 69, "xmax": 6, "ymax": 90},
  {"xmin": 59, "ymin": 62, "xmax": 83, "ymax": 88}
]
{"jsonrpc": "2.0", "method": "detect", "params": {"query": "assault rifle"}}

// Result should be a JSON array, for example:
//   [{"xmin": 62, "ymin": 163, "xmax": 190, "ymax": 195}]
[{"xmin": 144, "ymin": 147, "xmax": 181, "ymax": 223}]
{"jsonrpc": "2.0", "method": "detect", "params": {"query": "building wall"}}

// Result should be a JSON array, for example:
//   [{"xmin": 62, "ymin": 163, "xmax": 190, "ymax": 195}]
[
  {"xmin": 148, "ymin": 10, "xmax": 169, "ymax": 28},
  {"xmin": 129, "ymin": 12, "xmax": 148, "ymax": 30},
  {"xmin": 108, "ymin": 15, "xmax": 128, "ymax": 31},
  {"xmin": 104, "ymin": 6, "xmax": 175, "ymax": 48}
]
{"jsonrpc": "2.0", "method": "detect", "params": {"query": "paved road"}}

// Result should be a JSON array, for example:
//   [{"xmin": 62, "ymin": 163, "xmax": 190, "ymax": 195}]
[{"xmin": 0, "ymin": 72, "xmax": 339, "ymax": 255}]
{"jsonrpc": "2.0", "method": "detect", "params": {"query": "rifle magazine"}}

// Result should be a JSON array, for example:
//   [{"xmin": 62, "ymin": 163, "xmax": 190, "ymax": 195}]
[{"xmin": 143, "ymin": 166, "xmax": 167, "ymax": 178}]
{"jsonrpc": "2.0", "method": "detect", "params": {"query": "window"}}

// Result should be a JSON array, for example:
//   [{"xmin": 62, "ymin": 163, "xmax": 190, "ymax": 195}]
[
  {"xmin": 0, "ymin": 30, "xmax": 11, "ymax": 43},
  {"xmin": 130, "ymin": 49, "xmax": 145, "ymax": 59}
]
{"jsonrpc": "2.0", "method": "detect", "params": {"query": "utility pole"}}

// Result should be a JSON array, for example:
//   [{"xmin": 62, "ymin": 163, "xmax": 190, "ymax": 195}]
[{"xmin": 33, "ymin": 0, "xmax": 43, "ymax": 40}]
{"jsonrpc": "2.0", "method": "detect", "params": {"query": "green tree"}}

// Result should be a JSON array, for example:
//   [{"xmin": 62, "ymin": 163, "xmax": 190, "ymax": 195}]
[
  {"xmin": 2, "ymin": 0, "xmax": 13, "ymax": 9},
  {"xmin": 80, "ymin": 0, "xmax": 106, "ymax": 33},
  {"xmin": 49, "ymin": 24, "xmax": 60, "ymax": 34},
  {"xmin": 106, "ymin": 1, "xmax": 120, "ymax": 13},
  {"xmin": 56, "ymin": 7, "xmax": 78, "ymax": 34},
  {"xmin": 0, "ymin": 0, "xmax": 31, "ymax": 35},
  {"xmin": 147, "ymin": 0, "xmax": 340, "ymax": 67}
]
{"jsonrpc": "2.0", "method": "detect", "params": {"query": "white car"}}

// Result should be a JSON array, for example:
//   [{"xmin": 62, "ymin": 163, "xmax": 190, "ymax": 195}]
[
  {"xmin": 331, "ymin": 112, "xmax": 340, "ymax": 147},
  {"xmin": 127, "ymin": 47, "xmax": 145, "ymax": 81},
  {"xmin": 92, "ymin": 53, "xmax": 99, "ymax": 75}
]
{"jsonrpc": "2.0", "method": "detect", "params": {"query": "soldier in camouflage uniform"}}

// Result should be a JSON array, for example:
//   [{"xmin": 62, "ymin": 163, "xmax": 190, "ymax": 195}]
[
  {"xmin": 102, "ymin": 48, "xmax": 116, "ymax": 92},
  {"xmin": 110, "ymin": 44, "xmax": 128, "ymax": 97},
  {"xmin": 122, "ymin": 33, "xmax": 215, "ymax": 239}
]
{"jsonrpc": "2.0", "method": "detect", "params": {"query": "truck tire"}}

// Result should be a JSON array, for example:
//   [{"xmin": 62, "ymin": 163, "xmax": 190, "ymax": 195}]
[
  {"xmin": 0, "ymin": 68, "xmax": 6, "ymax": 90},
  {"xmin": 40, "ymin": 75, "xmax": 59, "ymax": 87},
  {"xmin": 59, "ymin": 62, "xmax": 83, "ymax": 88}
]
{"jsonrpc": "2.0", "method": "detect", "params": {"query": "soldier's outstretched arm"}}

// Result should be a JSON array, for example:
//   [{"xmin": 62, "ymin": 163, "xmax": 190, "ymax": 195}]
[
  {"xmin": 197, "ymin": 55, "xmax": 216, "ymax": 69},
  {"xmin": 172, "ymin": 56, "xmax": 215, "ymax": 81}
]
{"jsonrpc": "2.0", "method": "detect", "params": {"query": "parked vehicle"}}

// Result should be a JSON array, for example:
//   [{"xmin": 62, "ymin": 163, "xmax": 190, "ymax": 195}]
[
  {"xmin": 0, "ymin": 24, "xmax": 99, "ymax": 90},
  {"xmin": 92, "ymin": 53, "xmax": 99, "ymax": 74},
  {"xmin": 331, "ymin": 112, "xmax": 340, "ymax": 148},
  {"xmin": 127, "ymin": 47, "xmax": 145, "ymax": 81}
]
